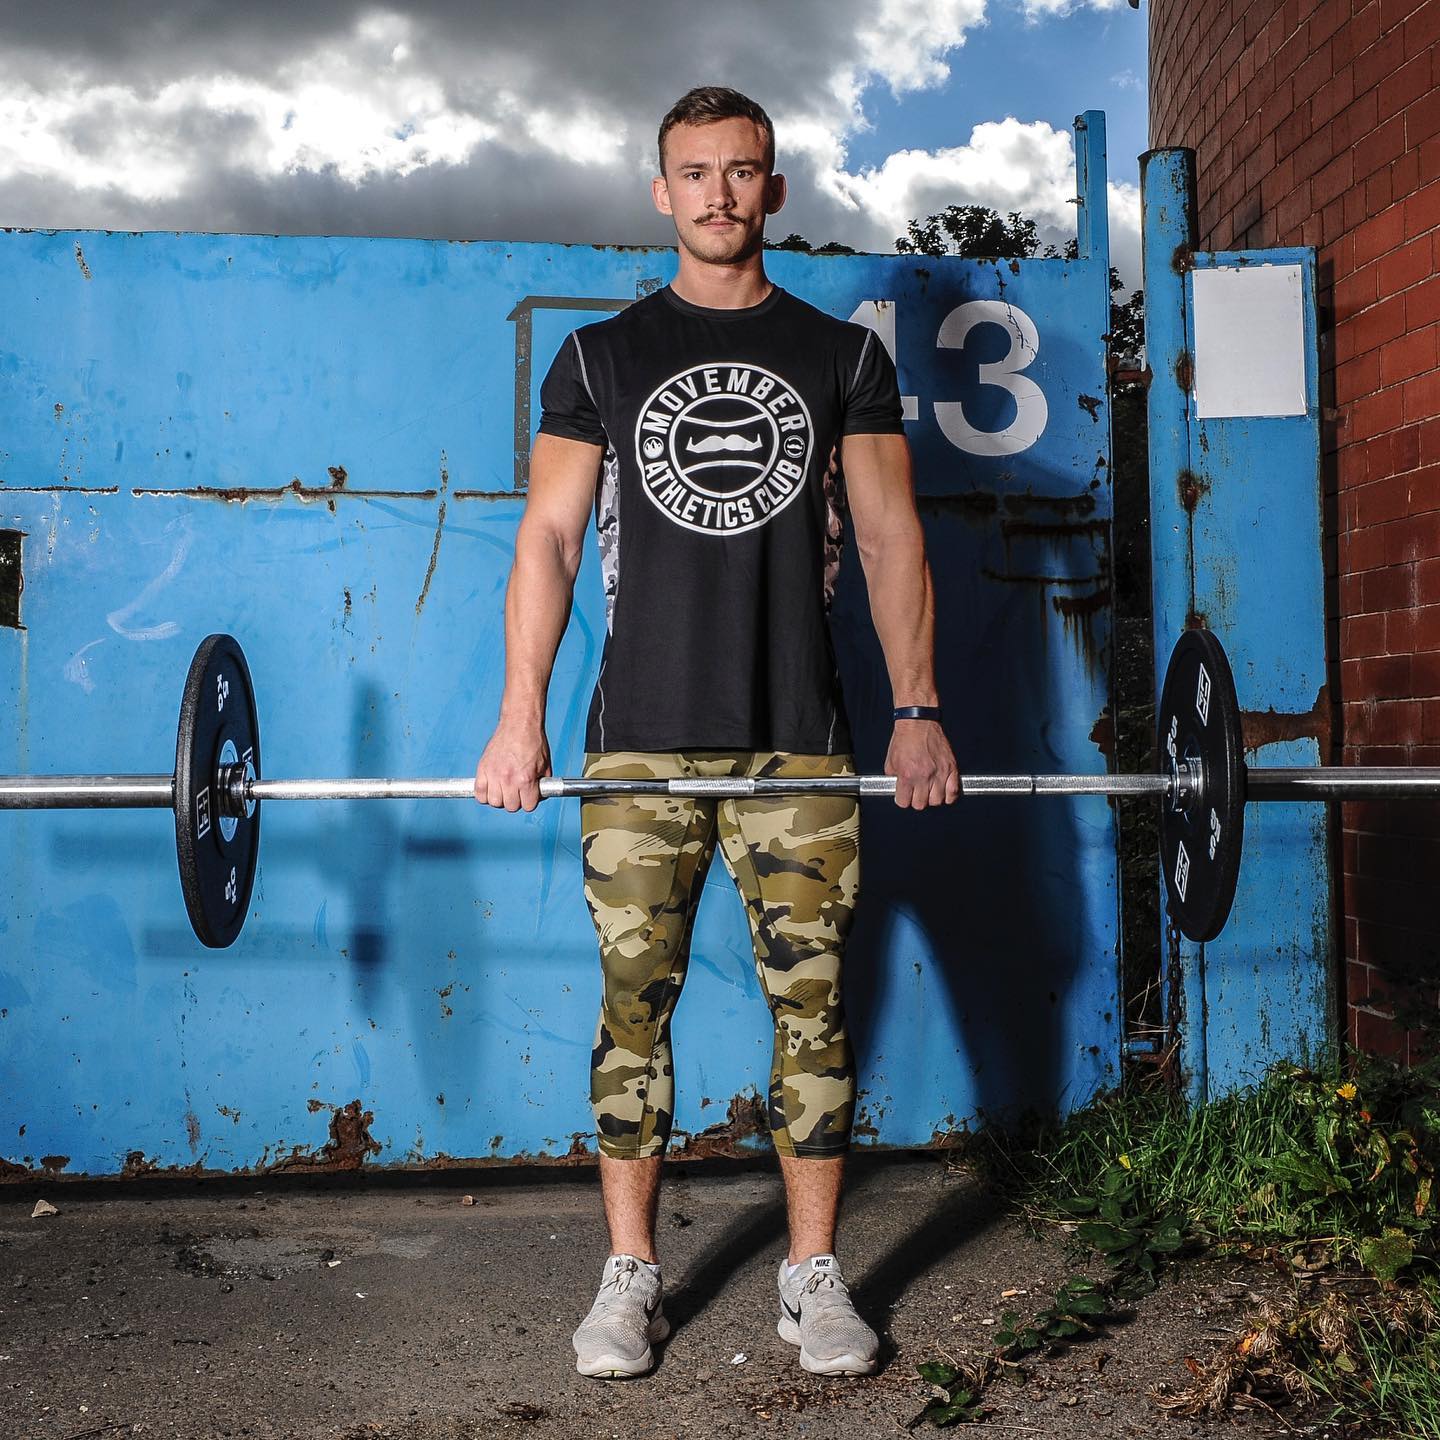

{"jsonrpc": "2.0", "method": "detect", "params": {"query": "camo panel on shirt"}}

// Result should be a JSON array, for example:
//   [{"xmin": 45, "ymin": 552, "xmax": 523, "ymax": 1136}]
[{"xmin": 581, "ymin": 750, "xmax": 859, "ymax": 1160}]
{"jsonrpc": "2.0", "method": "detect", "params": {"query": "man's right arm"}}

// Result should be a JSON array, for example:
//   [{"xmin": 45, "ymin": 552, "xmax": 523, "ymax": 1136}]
[{"xmin": 473, "ymin": 432, "xmax": 603, "ymax": 811}]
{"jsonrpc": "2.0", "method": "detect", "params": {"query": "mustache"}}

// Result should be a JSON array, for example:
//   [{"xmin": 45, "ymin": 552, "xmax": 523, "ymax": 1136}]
[{"xmin": 687, "ymin": 433, "xmax": 763, "ymax": 454}]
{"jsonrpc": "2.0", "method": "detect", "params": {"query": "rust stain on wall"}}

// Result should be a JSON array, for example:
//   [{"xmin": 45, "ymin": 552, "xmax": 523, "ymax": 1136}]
[
  {"xmin": 1000, "ymin": 517, "xmax": 1109, "ymax": 543},
  {"xmin": 1174, "ymin": 350, "xmax": 1195, "ymax": 394},
  {"xmin": 266, "ymin": 1099, "xmax": 382, "ymax": 1174},
  {"xmin": 917, "ymin": 492, "xmax": 1000, "ymax": 520},
  {"xmin": 1052, "ymin": 587, "xmax": 1109, "ymax": 668},
  {"xmin": 1177, "ymin": 468, "xmax": 1209, "ymax": 512},
  {"xmin": 1241, "ymin": 682, "xmax": 1331, "ymax": 755},
  {"xmin": 1002, "ymin": 491, "xmax": 1098, "ymax": 518},
  {"xmin": 671, "ymin": 1093, "xmax": 768, "ymax": 1159}
]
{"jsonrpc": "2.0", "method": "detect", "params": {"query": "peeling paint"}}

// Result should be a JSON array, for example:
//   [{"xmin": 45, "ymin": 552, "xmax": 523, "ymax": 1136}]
[
  {"xmin": 73, "ymin": 244, "xmax": 92, "ymax": 280},
  {"xmin": 132, "ymin": 479, "xmax": 437, "ymax": 504},
  {"xmin": 671, "ymin": 1093, "xmax": 768, "ymax": 1159},
  {"xmin": 1077, "ymin": 392, "xmax": 1102, "ymax": 422},
  {"xmin": 265, "ymin": 1099, "xmax": 382, "ymax": 1174},
  {"xmin": 1089, "ymin": 708, "xmax": 1116, "ymax": 759},
  {"xmin": 2, "ymin": 484, "xmax": 119, "ymax": 495}
]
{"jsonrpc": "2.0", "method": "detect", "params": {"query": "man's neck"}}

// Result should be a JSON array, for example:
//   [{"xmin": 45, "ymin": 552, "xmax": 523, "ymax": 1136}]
[{"xmin": 669, "ymin": 254, "xmax": 773, "ymax": 311}]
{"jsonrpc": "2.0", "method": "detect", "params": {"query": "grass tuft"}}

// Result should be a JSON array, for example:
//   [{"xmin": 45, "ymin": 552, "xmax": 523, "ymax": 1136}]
[{"xmin": 922, "ymin": 1050, "xmax": 1440, "ymax": 1435}]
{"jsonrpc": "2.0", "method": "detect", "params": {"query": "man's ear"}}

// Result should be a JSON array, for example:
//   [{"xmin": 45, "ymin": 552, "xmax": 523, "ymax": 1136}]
[
  {"xmin": 652, "ymin": 175, "xmax": 673, "ymax": 217},
  {"xmin": 766, "ymin": 172, "xmax": 787, "ymax": 216}
]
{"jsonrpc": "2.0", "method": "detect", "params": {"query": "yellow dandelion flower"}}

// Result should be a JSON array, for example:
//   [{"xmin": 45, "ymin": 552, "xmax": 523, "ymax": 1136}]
[
  {"xmin": 1336, "ymin": 1082, "xmax": 1357, "ymax": 1101},
  {"xmin": 1118, "ymin": 1153, "xmax": 1132, "ymax": 1170}
]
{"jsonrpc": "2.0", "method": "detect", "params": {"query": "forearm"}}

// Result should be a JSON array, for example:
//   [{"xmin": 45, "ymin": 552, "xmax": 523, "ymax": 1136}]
[
  {"xmin": 858, "ymin": 525, "xmax": 940, "ymax": 707},
  {"xmin": 498, "ymin": 527, "xmax": 582, "ymax": 731}
]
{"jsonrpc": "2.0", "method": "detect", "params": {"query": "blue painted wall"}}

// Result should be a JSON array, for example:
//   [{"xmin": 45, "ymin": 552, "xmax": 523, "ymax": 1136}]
[
  {"xmin": 1, "ymin": 118, "xmax": 1120, "ymax": 1176},
  {"xmin": 1142, "ymin": 149, "xmax": 1335, "ymax": 1101}
]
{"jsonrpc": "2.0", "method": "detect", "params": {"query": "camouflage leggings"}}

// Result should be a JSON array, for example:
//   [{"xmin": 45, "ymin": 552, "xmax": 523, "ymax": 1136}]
[{"xmin": 581, "ymin": 750, "xmax": 860, "ymax": 1160}]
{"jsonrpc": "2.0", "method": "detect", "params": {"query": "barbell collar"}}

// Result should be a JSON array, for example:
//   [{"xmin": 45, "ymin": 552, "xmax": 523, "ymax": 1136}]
[{"xmin": 0, "ymin": 775, "xmax": 174, "ymax": 809}]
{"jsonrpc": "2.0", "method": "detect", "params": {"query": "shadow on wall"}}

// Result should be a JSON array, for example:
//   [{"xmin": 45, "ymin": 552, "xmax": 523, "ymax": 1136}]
[{"xmin": 832, "ymin": 500, "xmax": 1116, "ymax": 1132}]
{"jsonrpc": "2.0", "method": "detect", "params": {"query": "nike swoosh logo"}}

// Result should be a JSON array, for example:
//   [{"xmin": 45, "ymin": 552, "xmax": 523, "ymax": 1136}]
[{"xmin": 780, "ymin": 1297, "xmax": 801, "ymax": 1323}]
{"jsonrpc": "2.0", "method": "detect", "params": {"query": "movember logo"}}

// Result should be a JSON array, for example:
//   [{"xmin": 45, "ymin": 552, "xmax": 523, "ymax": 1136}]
[{"xmin": 634, "ymin": 363, "xmax": 813, "ymax": 535}]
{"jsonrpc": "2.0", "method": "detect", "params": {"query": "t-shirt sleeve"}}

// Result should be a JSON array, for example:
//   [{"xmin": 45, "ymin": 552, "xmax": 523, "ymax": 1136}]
[
  {"xmin": 537, "ymin": 332, "xmax": 607, "ymax": 446},
  {"xmin": 840, "ymin": 330, "xmax": 907, "ymax": 436}
]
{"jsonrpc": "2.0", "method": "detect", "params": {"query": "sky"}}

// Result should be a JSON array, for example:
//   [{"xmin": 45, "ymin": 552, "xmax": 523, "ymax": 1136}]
[{"xmin": 0, "ymin": 0, "xmax": 1149, "ymax": 284}]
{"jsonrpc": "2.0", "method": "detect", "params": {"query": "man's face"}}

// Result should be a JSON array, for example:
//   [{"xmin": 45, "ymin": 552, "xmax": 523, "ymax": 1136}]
[{"xmin": 652, "ymin": 117, "xmax": 786, "ymax": 266}]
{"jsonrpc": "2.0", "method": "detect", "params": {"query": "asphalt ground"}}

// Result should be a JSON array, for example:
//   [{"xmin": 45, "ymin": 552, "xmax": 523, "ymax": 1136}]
[{"xmin": 1, "ymin": 1155, "xmax": 1309, "ymax": 1440}]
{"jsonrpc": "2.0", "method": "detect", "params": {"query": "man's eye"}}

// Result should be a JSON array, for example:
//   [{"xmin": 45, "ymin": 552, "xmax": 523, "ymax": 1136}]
[{"xmin": 732, "ymin": 170, "xmax": 753, "ymax": 180}]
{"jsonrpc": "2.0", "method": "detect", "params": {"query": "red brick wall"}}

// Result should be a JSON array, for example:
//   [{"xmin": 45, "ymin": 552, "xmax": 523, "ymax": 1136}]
[{"xmin": 1150, "ymin": 0, "xmax": 1440, "ymax": 1062}]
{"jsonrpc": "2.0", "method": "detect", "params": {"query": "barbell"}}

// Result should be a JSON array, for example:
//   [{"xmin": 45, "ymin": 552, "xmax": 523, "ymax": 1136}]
[{"xmin": 2, "ymin": 629, "xmax": 1436, "ymax": 949}]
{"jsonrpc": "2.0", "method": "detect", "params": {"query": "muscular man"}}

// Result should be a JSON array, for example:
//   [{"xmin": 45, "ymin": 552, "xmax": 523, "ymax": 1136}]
[{"xmin": 474, "ymin": 85, "xmax": 957, "ymax": 1380}]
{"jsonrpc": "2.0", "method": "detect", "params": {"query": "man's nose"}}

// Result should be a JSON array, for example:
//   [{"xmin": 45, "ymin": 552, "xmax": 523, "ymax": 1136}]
[{"xmin": 705, "ymin": 175, "xmax": 735, "ymax": 210}]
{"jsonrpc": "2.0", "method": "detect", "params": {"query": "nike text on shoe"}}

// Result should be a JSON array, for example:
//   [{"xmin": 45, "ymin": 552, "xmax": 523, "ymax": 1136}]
[
  {"xmin": 573, "ymin": 1254, "xmax": 670, "ymax": 1379},
  {"xmin": 776, "ymin": 1254, "xmax": 879, "ymax": 1376}
]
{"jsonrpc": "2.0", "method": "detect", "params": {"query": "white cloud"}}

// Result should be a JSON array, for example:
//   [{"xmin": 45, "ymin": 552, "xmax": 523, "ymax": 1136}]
[
  {"xmin": 824, "ymin": 118, "xmax": 1077, "ymax": 236},
  {"xmin": 1022, "ymin": 0, "xmax": 1128, "ymax": 16},
  {"xmin": 851, "ymin": 0, "xmax": 988, "ymax": 97}
]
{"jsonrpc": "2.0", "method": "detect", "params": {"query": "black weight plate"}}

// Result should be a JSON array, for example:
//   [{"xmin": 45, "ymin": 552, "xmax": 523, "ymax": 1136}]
[
  {"xmin": 1157, "ymin": 628, "xmax": 1246, "ymax": 942},
  {"xmin": 175, "ymin": 635, "xmax": 261, "ymax": 948}
]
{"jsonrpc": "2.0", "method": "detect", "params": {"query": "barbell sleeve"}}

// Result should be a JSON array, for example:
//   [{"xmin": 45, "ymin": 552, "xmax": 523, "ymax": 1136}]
[
  {"xmin": 0, "ymin": 775, "xmax": 175, "ymax": 808},
  {"xmin": 1244, "ymin": 767, "xmax": 1440, "ymax": 800}
]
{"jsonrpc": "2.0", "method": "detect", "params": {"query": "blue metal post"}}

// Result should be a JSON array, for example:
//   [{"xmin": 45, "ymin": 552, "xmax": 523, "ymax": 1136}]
[{"xmin": 1142, "ymin": 148, "xmax": 1208, "ymax": 1103}]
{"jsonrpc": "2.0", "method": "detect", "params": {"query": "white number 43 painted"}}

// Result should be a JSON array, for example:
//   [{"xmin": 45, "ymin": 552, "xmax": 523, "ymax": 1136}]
[{"xmin": 849, "ymin": 299, "xmax": 1049, "ymax": 457}]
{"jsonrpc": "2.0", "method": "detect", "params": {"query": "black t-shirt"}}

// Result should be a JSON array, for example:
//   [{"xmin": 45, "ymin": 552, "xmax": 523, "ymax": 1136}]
[{"xmin": 538, "ymin": 284, "xmax": 904, "ymax": 754}]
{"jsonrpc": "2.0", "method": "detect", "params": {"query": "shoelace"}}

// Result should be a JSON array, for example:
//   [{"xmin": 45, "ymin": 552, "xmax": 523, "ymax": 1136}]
[
  {"xmin": 601, "ymin": 1259, "xmax": 639, "ymax": 1297},
  {"xmin": 802, "ymin": 1269, "xmax": 849, "ymax": 1299}
]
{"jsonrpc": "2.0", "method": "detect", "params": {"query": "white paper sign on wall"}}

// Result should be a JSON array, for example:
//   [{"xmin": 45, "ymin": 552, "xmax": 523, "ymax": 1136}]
[{"xmin": 1192, "ymin": 263, "xmax": 1308, "ymax": 420}]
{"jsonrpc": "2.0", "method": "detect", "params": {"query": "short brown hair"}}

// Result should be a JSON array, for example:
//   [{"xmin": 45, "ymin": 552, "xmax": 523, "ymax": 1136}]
[{"xmin": 657, "ymin": 86, "xmax": 775, "ymax": 173}]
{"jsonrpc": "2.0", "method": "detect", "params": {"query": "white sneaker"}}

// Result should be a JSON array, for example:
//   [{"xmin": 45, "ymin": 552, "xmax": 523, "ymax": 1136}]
[
  {"xmin": 572, "ymin": 1254, "xmax": 669, "ymax": 1379},
  {"xmin": 776, "ymin": 1254, "xmax": 878, "ymax": 1376}
]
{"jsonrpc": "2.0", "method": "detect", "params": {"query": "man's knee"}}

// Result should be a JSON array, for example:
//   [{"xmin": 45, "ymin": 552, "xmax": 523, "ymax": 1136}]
[{"xmin": 769, "ymin": 1069, "xmax": 854, "ymax": 1157}]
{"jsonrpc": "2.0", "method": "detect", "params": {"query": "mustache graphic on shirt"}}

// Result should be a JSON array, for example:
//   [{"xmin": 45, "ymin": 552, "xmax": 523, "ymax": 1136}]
[{"xmin": 685, "ymin": 433, "xmax": 763, "ymax": 454}]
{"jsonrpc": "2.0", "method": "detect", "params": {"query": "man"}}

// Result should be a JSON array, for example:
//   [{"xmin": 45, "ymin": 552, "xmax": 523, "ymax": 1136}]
[{"xmin": 474, "ymin": 85, "xmax": 957, "ymax": 1381}]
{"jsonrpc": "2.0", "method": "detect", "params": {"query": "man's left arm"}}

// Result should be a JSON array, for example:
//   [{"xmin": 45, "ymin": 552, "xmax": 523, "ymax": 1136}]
[{"xmin": 841, "ymin": 431, "xmax": 959, "ymax": 810}]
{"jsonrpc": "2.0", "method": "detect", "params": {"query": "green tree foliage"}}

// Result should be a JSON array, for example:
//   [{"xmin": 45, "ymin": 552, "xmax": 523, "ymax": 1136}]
[
  {"xmin": 764, "ymin": 232, "xmax": 857, "ymax": 255},
  {"xmin": 894, "ymin": 204, "xmax": 1046, "ymax": 260}
]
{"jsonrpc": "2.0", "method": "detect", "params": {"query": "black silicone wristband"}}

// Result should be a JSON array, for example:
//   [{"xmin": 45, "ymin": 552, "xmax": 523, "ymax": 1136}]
[{"xmin": 892, "ymin": 705, "xmax": 943, "ymax": 722}]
